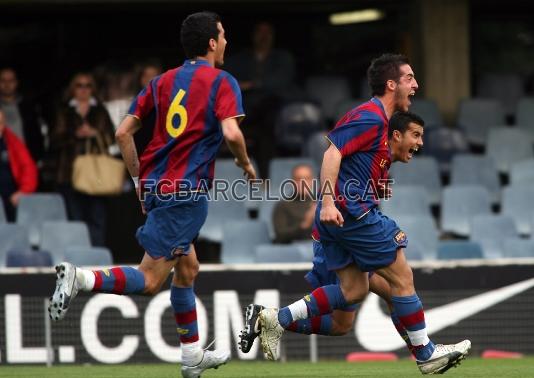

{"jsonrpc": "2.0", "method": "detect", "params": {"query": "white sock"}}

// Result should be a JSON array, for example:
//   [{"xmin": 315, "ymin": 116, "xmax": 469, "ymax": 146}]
[
  {"xmin": 181, "ymin": 341, "xmax": 203, "ymax": 366},
  {"xmin": 288, "ymin": 299, "xmax": 309, "ymax": 322},
  {"xmin": 76, "ymin": 268, "xmax": 95, "ymax": 292},
  {"xmin": 406, "ymin": 328, "xmax": 430, "ymax": 347}
]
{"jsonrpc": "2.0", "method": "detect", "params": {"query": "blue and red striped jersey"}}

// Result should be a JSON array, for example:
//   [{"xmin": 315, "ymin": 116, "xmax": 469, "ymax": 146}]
[
  {"xmin": 325, "ymin": 97, "xmax": 391, "ymax": 218},
  {"xmin": 128, "ymin": 59, "xmax": 244, "ymax": 193}
]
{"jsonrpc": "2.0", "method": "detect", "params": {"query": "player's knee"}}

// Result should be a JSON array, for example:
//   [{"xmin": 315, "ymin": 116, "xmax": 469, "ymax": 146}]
[
  {"xmin": 331, "ymin": 320, "xmax": 353, "ymax": 336},
  {"xmin": 342, "ymin": 286, "xmax": 367, "ymax": 304},
  {"xmin": 143, "ymin": 278, "xmax": 164, "ymax": 296},
  {"xmin": 174, "ymin": 262, "xmax": 199, "ymax": 287}
]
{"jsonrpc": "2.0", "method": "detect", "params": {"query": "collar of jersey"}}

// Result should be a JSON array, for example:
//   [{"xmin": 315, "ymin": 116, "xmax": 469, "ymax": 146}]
[
  {"xmin": 370, "ymin": 97, "xmax": 387, "ymax": 121},
  {"xmin": 184, "ymin": 59, "xmax": 211, "ymax": 67}
]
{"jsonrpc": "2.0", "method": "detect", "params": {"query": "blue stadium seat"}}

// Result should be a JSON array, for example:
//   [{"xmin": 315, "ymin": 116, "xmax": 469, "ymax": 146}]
[
  {"xmin": 410, "ymin": 99, "xmax": 444, "ymax": 128},
  {"xmin": 502, "ymin": 238, "xmax": 534, "ymax": 258},
  {"xmin": 516, "ymin": 97, "xmax": 534, "ymax": 139},
  {"xmin": 291, "ymin": 240, "xmax": 314, "ymax": 262},
  {"xmin": 477, "ymin": 73, "xmax": 524, "ymax": 116},
  {"xmin": 199, "ymin": 199, "xmax": 248, "ymax": 242},
  {"xmin": 486, "ymin": 128, "xmax": 533, "ymax": 174},
  {"xmin": 221, "ymin": 220, "xmax": 270, "ymax": 264},
  {"xmin": 388, "ymin": 156, "xmax": 441, "ymax": 205},
  {"xmin": 403, "ymin": 241, "xmax": 424, "ymax": 261},
  {"xmin": 63, "ymin": 246, "xmax": 113, "ymax": 266},
  {"xmin": 275, "ymin": 102, "xmax": 326, "ymax": 153},
  {"xmin": 40, "ymin": 221, "xmax": 91, "ymax": 264},
  {"xmin": 214, "ymin": 158, "xmax": 260, "ymax": 209},
  {"xmin": 457, "ymin": 98, "xmax": 506, "ymax": 146},
  {"xmin": 0, "ymin": 224, "xmax": 31, "ymax": 267},
  {"xmin": 258, "ymin": 200, "xmax": 277, "ymax": 240},
  {"xmin": 441, "ymin": 185, "xmax": 492, "ymax": 237},
  {"xmin": 268, "ymin": 158, "xmax": 317, "ymax": 197},
  {"xmin": 16, "ymin": 193, "xmax": 67, "ymax": 246},
  {"xmin": 380, "ymin": 186, "xmax": 431, "ymax": 220},
  {"xmin": 254, "ymin": 244, "xmax": 304, "ymax": 263},
  {"xmin": 450, "ymin": 154, "xmax": 500, "ymax": 204},
  {"xmin": 422, "ymin": 127, "xmax": 469, "ymax": 173},
  {"xmin": 6, "ymin": 249, "xmax": 53, "ymax": 267},
  {"xmin": 303, "ymin": 131, "xmax": 329, "ymax": 170},
  {"xmin": 437, "ymin": 241, "xmax": 484, "ymax": 260},
  {"xmin": 305, "ymin": 75, "xmax": 352, "ymax": 120},
  {"xmin": 395, "ymin": 215, "xmax": 439, "ymax": 259},
  {"xmin": 502, "ymin": 186, "xmax": 534, "ymax": 236},
  {"xmin": 510, "ymin": 159, "xmax": 534, "ymax": 186},
  {"xmin": 0, "ymin": 197, "xmax": 6, "ymax": 224},
  {"xmin": 470, "ymin": 215, "xmax": 518, "ymax": 258}
]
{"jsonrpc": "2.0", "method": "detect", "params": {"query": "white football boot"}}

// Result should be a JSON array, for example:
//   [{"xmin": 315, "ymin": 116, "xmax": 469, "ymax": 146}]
[
  {"xmin": 181, "ymin": 348, "xmax": 230, "ymax": 378},
  {"xmin": 49, "ymin": 262, "xmax": 79, "ymax": 321},
  {"xmin": 417, "ymin": 340, "xmax": 471, "ymax": 375},
  {"xmin": 258, "ymin": 308, "xmax": 284, "ymax": 361}
]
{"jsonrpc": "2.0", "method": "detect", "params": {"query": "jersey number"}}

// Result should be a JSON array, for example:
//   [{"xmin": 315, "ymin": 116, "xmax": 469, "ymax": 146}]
[{"xmin": 166, "ymin": 89, "xmax": 188, "ymax": 138}]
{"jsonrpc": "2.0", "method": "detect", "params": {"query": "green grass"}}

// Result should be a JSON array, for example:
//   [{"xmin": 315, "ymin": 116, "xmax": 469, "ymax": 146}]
[{"xmin": 1, "ymin": 358, "xmax": 533, "ymax": 378}]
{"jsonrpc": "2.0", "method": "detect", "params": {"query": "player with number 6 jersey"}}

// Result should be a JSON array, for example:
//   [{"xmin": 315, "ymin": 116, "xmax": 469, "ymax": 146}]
[{"xmin": 48, "ymin": 11, "xmax": 256, "ymax": 378}]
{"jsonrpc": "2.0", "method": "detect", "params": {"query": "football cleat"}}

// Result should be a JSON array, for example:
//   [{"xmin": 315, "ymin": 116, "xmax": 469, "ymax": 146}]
[
  {"xmin": 417, "ymin": 340, "xmax": 471, "ymax": 375},
  {"xmin": 239, "ymin": 304, "xmax": 264, "ymax": 353},
  {"xmin": 258, "ymin": 308, "xmax": 284, "ymax": 361},
  {"xmin": 49, "ymin": 262, "xmax": 79, "ymax": 321},
  {"xmin": 181, "ymin": 348, "xmax": 230, "ymax": 378}
]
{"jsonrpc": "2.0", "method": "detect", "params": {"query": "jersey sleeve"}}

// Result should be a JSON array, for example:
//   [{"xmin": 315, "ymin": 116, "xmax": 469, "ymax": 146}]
[
  {"xmin": 214, "ymin": 72, "xmax": 245, "ymax": 122},
  {"xmin": 127, "ymin": 77, "xmax": 158, "ymax": 122},
  {"xmin": 326, "ymin": 111, "xmax": 384, "ymax": 157}
]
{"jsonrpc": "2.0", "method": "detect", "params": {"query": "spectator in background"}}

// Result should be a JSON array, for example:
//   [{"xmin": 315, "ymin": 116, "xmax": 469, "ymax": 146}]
[
  {"xmin": 51, "ymin": 73, "xmax": 115, "ymax": 246},
  {"xmin": 0, "ymin": 108, "xmax": 38, "ymax": 221},
  {"xmin": 226, "ymin": 22, "xmax": 298, "ymax": 177},
  {"xmin": 273, "ymin": 163, "xmax": 316, "ymax": 243},
  {"xmin": 0, "ymin": 67, "xmax": 45, "ymax": 163}
]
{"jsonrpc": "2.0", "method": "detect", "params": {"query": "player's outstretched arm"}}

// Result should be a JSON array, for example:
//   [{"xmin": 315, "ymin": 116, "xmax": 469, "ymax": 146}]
[
  {"xmin": 221, "ymin": 117, "xmax": 256, "ymax": 180},
  {"xmin": 320, "ymin": 144, "xmax": 344, "ymax": 226},
  {"xmin": 115, "ymin": 115, "xmax": 142, "ymax": 178}
]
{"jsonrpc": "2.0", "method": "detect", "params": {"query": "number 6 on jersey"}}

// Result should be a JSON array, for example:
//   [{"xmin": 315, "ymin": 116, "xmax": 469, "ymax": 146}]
[{"xmin": 166, "ymin": 89, "xmax": 188, "ymax": 138}]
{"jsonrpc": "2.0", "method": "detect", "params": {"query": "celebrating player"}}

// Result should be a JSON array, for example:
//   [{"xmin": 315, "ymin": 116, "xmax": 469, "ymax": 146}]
[
  {"xmin": 239, "ymin": 111, "xmax": 427, "ymax": 359},
  {"xmin": 254, "ymin": 54, "xmax": 471, "ymax": 375},
  {"xmin": 49, "ymin": 11, "xmax": 256, "ymax": 378}
]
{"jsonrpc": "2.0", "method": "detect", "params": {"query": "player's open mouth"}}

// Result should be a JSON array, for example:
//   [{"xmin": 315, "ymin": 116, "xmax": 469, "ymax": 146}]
[
  {"xmin": 407, "ymin": 146, "xmax": 419, "ymax": 159},
  {"xmin": 408, "ymin": 92, "xmax": 415, "ymax": 105}
]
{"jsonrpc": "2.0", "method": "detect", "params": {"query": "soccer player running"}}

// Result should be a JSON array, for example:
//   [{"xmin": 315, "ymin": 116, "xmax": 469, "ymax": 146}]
[
  {"xmin": 49, "ymin": 12, "xmax": 256, "ymax": 378},
  {"xmin": 254, "ymin": 54, "xmax": 470, "ymax": 375},
  {"xmin": 239, "ymin": 111, "xmax": 427, "ymax": 359}
]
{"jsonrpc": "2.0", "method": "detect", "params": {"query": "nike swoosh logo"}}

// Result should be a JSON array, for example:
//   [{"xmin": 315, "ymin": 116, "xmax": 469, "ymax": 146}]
[{"xmin": 356, "ymin": 277, "xmax": 534, "ymax": 351}]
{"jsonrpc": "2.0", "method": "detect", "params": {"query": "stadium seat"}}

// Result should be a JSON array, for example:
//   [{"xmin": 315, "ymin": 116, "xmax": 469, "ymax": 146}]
[
  {"xmin": 275, "ymin": 102, "xmax": 326, "ymax": 153},
  {"xmin": 457, "ymin": 98, "xmax": 506, "ymax": 146},
  {"xmin": 502, "ymin": 186, "xmax": 534, "ymax": 236},
  {"xmin": 470, "ymin": 215, "xmax": 518, "ymax": 258},
  {"xmin": 477, "ymin": 73, "xmax": 524, "ymax": 117},
  {"xmin": 410, "ymin": 98, "xmax": 444, "ymax": 128},
  {"xmin": 199, "ymin": 199, "xmax": 248, "ymax": 242},
  {"xmin": 403, "ymin": 241, "xmax": 424, "ymax": 261},
  {"xmin": 40, "ymin": 221, "xmax": 92, "ymax": 264},
  {"xmin": 437, "ymin": 241, "xmax": 484, "ymax": 260},
  {"xmin": 305, "ymin": 75, "xmax": 352, "ymax": 120},
  {"xmin": 486, "ymin": 128, "xmax": 533, "ymax": 174},
  {"xmin": 303, "ymin": 131, "xmax": 329, "ymax": 169},
  {"xmin": 258, "ymin": 200, "xmax": 277, "ymax": 240},
  {"xmin": 502, "ymin": 238, "xmax": 534, "ymax": 258},
  {"xmin": 268, "ymin": 157, "xmax": 317, "ymax": 197},
  {"xmin": 0, "ymin": 198, "xmax": 6, "ymax": 224},
  {"xmin": 0, "ymin": 224, "xmax": 31, "ymax": 267},
  {"xmin": 379, "ymin": 186, "xmax": 432, "ymax": 220},
  {"xmin": 63, "ymin": 245, "xmax": 113, "ymax": 266},
  {"xmin": 333, "ymin": 98, "xmax": 366, "ymax": 122},
  {"xmin": 450, "ymin": 154, "xmax": 500, "ymax": 204},
  {"xmin": 509, "ymin": 159, "xmax": 534, "ymax": 185},
  {"xmin": 291, "ymin": 240, "xmax": 314, "ymax": 261},
  {"xmin": 516, "ymin": 97, "xmax": 534, "ymax": 139},
  {"xmin": 388, "ymin": 156, "xmax": 442, "ymax": 205},
  {"xmin": 394, "ymin": 215, "xmax": 439, "ymax": 259},
  {"xmin": 254, "ymin": 244, "xmax": 304, "ymax": 263},
  {"xmin": 6, "ymin": 249, "xmax": 53, "ymax": 267},
  {"xmin": 16, "ymin": 193, "xmax": 68, "ymax": 246},
  {"xmin": 421, "ymin": 127, "xmax": 469, "ymax": 173},
  {"xmin": 441, "ymin": 185, "xmax": 492, "ymax": 237},
  {"xmin": 214, "ymin": 158, "xmax": 260, "ymax": 209},
  {"xmin": 221, "ymin": 220, "xmax": 270, "ymax": 264}
]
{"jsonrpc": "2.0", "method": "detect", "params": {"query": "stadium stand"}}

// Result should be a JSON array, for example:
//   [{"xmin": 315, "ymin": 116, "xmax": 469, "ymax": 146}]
[
  {"xmin": 409, "ymin": 98, "xmax": 444, "ymax": 128},
  {"xmin": 199, "ymin": 199, "xmax": 248, "ymax": 242},
  {"xmin": 0, "ymin": 224, "xmax": 31, "ymax": 267},
  {"xmin": 502, "ymin": 238, "xmax": 534, "ymax": 258},
  {"xmin": 275, "ymin": 102, "xmax": 325, "ymax": 153},
  {"xmin": 258, "ymin": 199, "xmax": 277, "ymax": 240},
  {"xmin": 388, "ymin": 156, "xmax": 441, "ymax": 205},
  {"xmin": 486, "ymin": 128, "xmax": 533, "ymax": 174},
  {"xmin": 268, "ymin": 157, "xmax": 317, "ymax": 196},
  {"xmin": 221, "ymin": 220, "xmax": 270, "ymax": 264},
  {"xmin": 40, "ymin": 221, "xmax": 92, "ymax": 264},
  {"xmin": 403, "ymin": 240, "xmax": 425, "ymax": 261},
  {"xmin": 379, "ymin": 186, "xmax": 432, "ymax": 220},
  {"xmin": 510, "ymin": 159, "xmax": 534, "ymax": 185},
  {"xmin": 457, "ymin": 98, "xmax": 506, "ymax": 146},
  {"xmin": 470, "ymin": 214, "xmax": 519, "ymax": 258},
  {"xmin": 502, "ymin": 186, "xmax": 534, "ymax": 236},
  {"xmin": 394, "ymin": 214, "xmax": 439, "ymax": 259},
  {"xmin": 5, "ymin": 249, "xmax": 53, "ymax": 267},
  {"xmin": 516, "ymin": 97, "xmax": 534, "ymax": 139},
  {"xmin": 254, "ymin": 244, "xmax": 304, "ymax": 263},
  {"xmin": 303, "ymin": 131, "xmax": 329, "ymax": 169},
  {"xmin": 215, "ymin": 158, "xmax": 260, "ymax": 209},
  {"xmin": 437, "ymin": 240, "xmax": 484, "ymax": 260},
  {"xmin": 421, "ymin": 127, "xmax": 469, "ymax": 173},
  {"xmin": 450, "ymin": 155, "xmax": 501, "ymax": 204},
  {"xmin": 0, "ymin": 198, "xmax": 6, "ymax": 224},
  {"xmin": 305, "ymin": 75, "xmax": 351, "ymax": 121},
  {"xmin": 477, "ymin": 73, "xmax": 524, "ymax": 117},
  {"xmin": 63, "ymin": 245, "xmax": 113, "ymax": 266}
]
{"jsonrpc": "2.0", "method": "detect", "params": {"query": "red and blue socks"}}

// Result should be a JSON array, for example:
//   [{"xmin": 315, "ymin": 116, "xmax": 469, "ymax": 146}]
[
  {"xmin": 76, "ymin": 267, "xmax": 145, "ymax": 294},
  {"xmin": 391, "ymin": 294, "xmax": 434, "ymax": 361},
  {"xmin": 278, "ymin": 285, "xmax": 348, "ymax": 328},
  {"xmin": 171, "ymin": 285, "xmax": 202, "ymax": 366},
  {"xmin": 286, "ymin": 315, "xmax": 334, "ymax": 335},
  {"xmin": 391, "ymin": 311, "xmax": 415, "ymax": 355}
]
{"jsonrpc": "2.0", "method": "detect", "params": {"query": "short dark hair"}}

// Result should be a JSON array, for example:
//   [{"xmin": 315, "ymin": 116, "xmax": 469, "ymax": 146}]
[
  {"xmin": 388, "ymin": 111, "xmax": 424, "ymax": 139},
  {"xmin": 367, "ymin": 53, "xmax": 410, "ymax": 96},
  {"xmin": 180, "ymin": 12, "xmax": 221, "ymax": 59}
]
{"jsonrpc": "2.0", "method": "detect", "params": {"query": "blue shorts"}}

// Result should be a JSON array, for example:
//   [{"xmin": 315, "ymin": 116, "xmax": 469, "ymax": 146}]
[
  {"xmin": 136, "ymin": 195, "xmax": 208, "ymax": 260},
  {"xmin": 316, "ymin": 206, "xmax": 407, "ymax": 272}
]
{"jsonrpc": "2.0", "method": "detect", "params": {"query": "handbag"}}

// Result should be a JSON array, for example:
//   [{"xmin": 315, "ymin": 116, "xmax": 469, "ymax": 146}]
[{"xmin": 72, "ymin": 133, "xmax": 125, "ymax": 195}]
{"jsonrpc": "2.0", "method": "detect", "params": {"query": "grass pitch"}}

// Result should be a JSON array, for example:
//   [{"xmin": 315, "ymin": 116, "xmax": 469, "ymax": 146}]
[{"xmin": 1, "ymin": 358, "xmax": 533, "ymax": 377}]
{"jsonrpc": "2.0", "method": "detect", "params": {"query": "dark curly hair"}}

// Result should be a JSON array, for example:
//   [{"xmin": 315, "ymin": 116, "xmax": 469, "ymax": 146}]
[
  {"xmin": 367, "ymin": 53, "xmax": 410, "ymax": 97},
  {"xmin": 180, "ymin": 12, "xmax": 221, "ymax": 59}
]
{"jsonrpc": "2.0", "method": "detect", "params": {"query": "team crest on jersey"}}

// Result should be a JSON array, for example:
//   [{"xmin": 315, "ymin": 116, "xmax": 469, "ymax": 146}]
[
  {"xmin": 394, "ymin": 230, "xmax": 407, "ymax": 245},
  {"xmin": 176, "ymin": 327, "xmax": 189, "ymax": 335}
]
